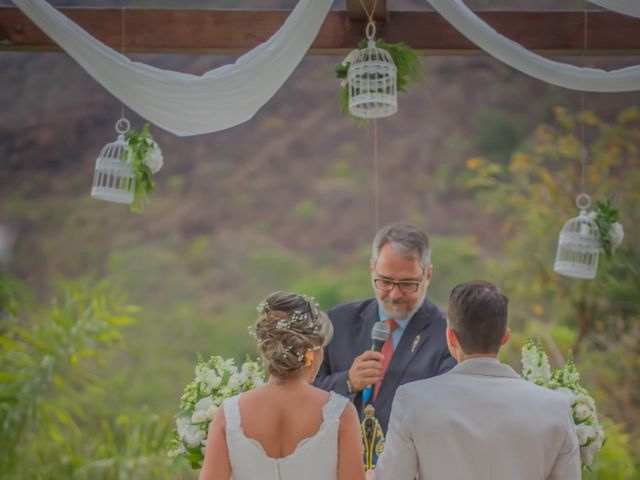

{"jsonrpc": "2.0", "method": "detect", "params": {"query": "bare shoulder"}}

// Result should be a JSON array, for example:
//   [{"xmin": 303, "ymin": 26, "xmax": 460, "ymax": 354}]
[
  {"xmin": 338, "ymin": 401, "xmax": 360, "ymax": 436},
  {"xmin": 307, "ymin": 384, "xmax": 333, "ymax": 400},
  {"xmin": 339, "ymin": 401, "xmax": 359, "ymax": 422}
]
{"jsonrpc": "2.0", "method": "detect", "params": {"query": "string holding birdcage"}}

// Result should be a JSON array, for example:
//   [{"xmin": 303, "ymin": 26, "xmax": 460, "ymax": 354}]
[
  {"xmin": 553, "ymin": 193, "xmax": 600, "ymax": 279},
  {"xmin": 347, "ymin": 21, "xmax": 397, "ymax": 119},
  {"xmin": 91, "ymin": 118, "xmax": 136, "ymax": 205}
]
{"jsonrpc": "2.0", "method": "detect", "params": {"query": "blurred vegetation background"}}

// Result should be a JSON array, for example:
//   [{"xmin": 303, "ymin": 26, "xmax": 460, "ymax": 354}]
[{"xmin": 1, "ymin": 1, "xmax": 640, "ymax": 478}]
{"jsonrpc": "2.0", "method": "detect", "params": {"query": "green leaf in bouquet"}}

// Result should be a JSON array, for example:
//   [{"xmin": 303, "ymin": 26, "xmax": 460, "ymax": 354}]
[
  {"xmin": 169, "ymin": 455, "xmax": 189, "ymax": 474},
  {"xmin": 221, "ymin": 369, "xmax": 231, "ymax": 387},
  {"xmin": 593, "ymin": 198, "xmax": 621, "ymax": 258},
  {"xmin": 124, "ymin": 123, "xmax": 159, "ymax": 213}
]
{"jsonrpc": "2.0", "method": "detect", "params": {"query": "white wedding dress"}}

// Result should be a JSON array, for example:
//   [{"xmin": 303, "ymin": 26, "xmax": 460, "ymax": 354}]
[{"xmin": 224, "ymin": 391, "xmax": 349, "ymax": 480}]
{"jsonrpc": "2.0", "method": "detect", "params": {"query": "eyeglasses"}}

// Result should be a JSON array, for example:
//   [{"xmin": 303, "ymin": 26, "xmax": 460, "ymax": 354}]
[{"xmin": 373, "ymin": 272, "xmax": 423, "ymax": 293}]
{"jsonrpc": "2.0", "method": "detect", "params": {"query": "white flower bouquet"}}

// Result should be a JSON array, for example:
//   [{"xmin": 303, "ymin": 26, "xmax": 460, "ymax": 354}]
[
  {"xmin": 168, "ymin": 355, "xmax": 264, "ymax": 469},
  {"xmin": 521, "ymin": 338, "xmax": 604, "ymax": 467}
]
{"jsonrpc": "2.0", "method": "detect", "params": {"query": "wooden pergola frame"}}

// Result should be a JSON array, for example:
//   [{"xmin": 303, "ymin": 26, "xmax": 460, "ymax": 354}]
[{"xmin": 1, "ymin": 1, "xmax": 640, "ymax": 56}]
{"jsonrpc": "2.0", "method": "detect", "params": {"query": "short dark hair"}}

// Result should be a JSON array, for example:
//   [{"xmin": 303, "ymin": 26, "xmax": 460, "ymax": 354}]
[
  {"xmin": 447, "ymin": 280, "xmax": 508, "ymax": 355},
  {"xmin": 371, "ymin": 223, "xmax": 431, "ymax": 269}
]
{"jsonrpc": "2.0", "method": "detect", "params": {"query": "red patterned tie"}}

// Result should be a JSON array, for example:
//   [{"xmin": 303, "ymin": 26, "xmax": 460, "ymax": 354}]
[{"xmin": 373, "ymin": 319, "xmax": 398, "ymax": 400}]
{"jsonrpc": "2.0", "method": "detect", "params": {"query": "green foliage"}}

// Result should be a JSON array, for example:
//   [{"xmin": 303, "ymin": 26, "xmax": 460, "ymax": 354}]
[
  {"xmin": 427, "ymin": 235, "xmax": 486, "ymax": 308},
  {"xmin": 472, "ymin": 107, "xmax": 523, "ymax": 164},
  {"xmin": 289, "ymin": 268, "xmax": 353, "ymax": 312},
  {"xmin": 593, "ymin": 198, "xmax": 621, "ymax": 258},
  {"xmin": 0, "ymin": 281, "xmax": 138, "ymax": 477},
  {"xmin": 292, "ymin": 198, "xmax": 319, "ymax": 220},
  {"xmin": 583, "ymin": 420, "xmax": 640, "ymax": 480},
  {"xmin": 372, "ymin": 39, "xmax": 424, "ymax": 93},
  {"xmin": 17, "ymin": 412, "xmax": 177, "ymax": 480},
  {"xmin": 332, "ymin": 160, "xmax": 353, "ymax": 179},
  {"xmin": 464, "ymin": 106, "xmax": 640, "ymax": 340},
  {"xmin": 125, "ymin": 123, "xmax": 157, "ymax": 213}
]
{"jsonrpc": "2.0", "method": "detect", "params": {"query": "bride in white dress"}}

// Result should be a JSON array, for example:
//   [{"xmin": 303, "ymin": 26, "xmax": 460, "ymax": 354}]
[{"xmin": 199, "ymin": 291, "xmax": 365, "ymax": 480}]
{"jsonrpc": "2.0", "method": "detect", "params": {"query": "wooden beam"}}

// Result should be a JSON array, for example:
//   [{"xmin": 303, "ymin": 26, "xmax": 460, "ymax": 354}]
[
  {"xmin": 346, "ymin": 0, "xmax": 388, "ymax": 23},
  {"xmin": 1, "ymin": 7, "xmax": 640, "ymax": 56}
]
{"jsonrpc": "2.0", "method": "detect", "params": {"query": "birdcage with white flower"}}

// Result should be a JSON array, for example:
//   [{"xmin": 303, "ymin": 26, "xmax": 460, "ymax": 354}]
[
  {"xmin": 347, "ymin": 22, "xmax": 397, "ymax": 119},
  {"xmin": 553, "ymin": 194, "xmax": 600, "ymax": 279},
  {"xmin": 91, "ymin": 118, "xmax": 136, "ymax": 204},
  {"xmin": 91, "ymin": 119, "xmax": 163, "ymax": 211}
]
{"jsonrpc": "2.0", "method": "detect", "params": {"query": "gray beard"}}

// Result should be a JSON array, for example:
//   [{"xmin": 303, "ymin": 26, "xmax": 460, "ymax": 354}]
[{"xmin": 379, "ymin": 293, "xmax": 425, "ymax": 321}]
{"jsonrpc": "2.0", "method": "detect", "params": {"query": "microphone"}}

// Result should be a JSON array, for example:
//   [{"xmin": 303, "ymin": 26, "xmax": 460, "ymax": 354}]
[{"xmin": 362, "ymin": 321, "xmax": 391, "ymax": 404}]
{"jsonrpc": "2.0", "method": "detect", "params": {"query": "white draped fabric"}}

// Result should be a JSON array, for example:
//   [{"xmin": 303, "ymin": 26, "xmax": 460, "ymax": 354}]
[
  {"xmin": 425, "ymin": 0, "xmax": 640, "ymax": 92},
  {"xmin": 12, "ymin": 0, "xmax": 640, "ymax": 138},
  {"xmin": 588, "ymin": 0, "xmax": 640, "ymax": 18},
  {"xmin": 12, "ymin": 0, "xmax": 332, "ymax": 136}
]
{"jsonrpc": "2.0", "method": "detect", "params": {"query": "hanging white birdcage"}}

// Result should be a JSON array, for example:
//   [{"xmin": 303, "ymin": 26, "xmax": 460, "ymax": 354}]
[
  {"xmin": 348, "ymin": 22, "xmax": 397, "ymax": 119},
  {"xmin": 553, "ymin": 194, "xmax": 600, "ymax": 279},
  {"xmin": 91, "ymin": 118, "xmax": 135, "ymax": 204}
]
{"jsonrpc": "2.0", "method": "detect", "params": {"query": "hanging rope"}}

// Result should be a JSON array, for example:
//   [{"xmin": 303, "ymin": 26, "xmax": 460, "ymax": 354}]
[
  {"xmin": 120, "ymin": 5, "xmax": 126, "ymax": 121},
  {"xmin": 579, "ymin": 11, "xmax": 589, "ymax": 197},
  {"xmin": 357, "ymin": 0, "xmax": 382, "ymax": 232},
  {"xmin": 357, "ymin": 0, "xmax": 379, "ymax": 24},
  {"xmin": 373, "ymin": 118, "xmax": 380, "ymax": 231}
]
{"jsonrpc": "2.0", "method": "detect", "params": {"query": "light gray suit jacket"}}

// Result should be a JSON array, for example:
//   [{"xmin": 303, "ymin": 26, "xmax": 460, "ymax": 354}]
[{"xmin": 374, "ymin": 357, "xmax": 581, "ymax": 480}]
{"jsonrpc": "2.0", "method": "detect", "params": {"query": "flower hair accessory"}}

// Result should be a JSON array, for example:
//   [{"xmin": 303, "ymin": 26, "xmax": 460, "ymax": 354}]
[
  {"xmin": 276, "ymin": 319, "xmax": 290, "ymax": 329},
  {"xmin": 290, "ymin": 310, "xmax": 311, "ymax": 323},
  {"xmin": 256, "ymin": 301, "xmax": 271, "ymax": 315},
  {"xmin": 283, "ymin": 346, "xmax": 304, "ymax": 363},
  {"xmin": 304, "ymin": 350, "xmax": 314, "ymax": 367}
]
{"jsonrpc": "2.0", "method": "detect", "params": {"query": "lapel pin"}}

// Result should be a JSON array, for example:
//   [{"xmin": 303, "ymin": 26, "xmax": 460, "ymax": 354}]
[{"xmin": 411, "ymin": 334, "xmax": 421, "ymax": 353}]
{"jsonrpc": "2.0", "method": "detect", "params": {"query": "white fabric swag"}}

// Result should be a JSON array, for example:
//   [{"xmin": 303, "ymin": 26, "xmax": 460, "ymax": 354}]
[
  {"xmin": 12, "ymin": 0, "xmax": 640, "ymax": 138},
  {"xmin": 12, "ymin": 0, "xmax": 332, "ymax": 137},
  {"xmin": 587, "ymin": 0, "xmax": 640, "ymax": 19},
  {"xmin": 425, "ymin": 0, "xmax": 640, "ymax": 92}
]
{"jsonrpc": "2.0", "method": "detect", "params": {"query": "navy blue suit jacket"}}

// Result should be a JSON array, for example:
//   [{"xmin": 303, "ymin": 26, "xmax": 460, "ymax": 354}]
[{"xmin": 314, "ymin": 298, "xmax": 456, "ymax": 433}]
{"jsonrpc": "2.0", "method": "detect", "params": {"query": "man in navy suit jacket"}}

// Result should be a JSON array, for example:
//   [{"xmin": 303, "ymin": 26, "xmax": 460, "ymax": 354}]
[{"xmin": 314, "ymin": 223, "xmax": 456, "ymax": 433}]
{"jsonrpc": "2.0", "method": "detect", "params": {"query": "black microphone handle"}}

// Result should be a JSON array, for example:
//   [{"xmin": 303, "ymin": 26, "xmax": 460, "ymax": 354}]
[{"xmin": 371, "ymin": 339, "xmax": 385, "ymax": 352}]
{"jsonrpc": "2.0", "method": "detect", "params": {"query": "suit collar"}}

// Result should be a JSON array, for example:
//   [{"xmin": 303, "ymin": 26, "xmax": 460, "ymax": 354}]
[{"xmin": 450, "ymin": 357, "xmax": 520, "ymax": 378}]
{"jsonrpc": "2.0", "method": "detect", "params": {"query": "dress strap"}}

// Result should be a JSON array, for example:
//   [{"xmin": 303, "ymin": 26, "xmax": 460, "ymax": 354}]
[
  {"xmin": 223, "ymin": 394, "xmax": 242, "ymax": 432},
  {"xmin": 323, "ymin": 391, "xmax": 350, "ymax": 424}
]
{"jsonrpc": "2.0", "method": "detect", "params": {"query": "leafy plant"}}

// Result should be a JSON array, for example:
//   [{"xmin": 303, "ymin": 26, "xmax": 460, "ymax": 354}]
[
  {"xmin": 0, "ymin": 281, "xmax": 137, "ymax": 477},
  {"xmin": 591, "ymin": 199, "xmax": 623, "ymax": 258},
  {"xmin": 125, "ymin": 123, "xmax": 163, "ymax": 213}
]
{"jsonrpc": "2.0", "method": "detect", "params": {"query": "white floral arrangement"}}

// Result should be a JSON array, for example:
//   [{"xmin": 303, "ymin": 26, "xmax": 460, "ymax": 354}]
[
  {"xmin": 521, "ymin": 338, "xmax": 604, "ymax": 467},
  {"xmin": 588, "ymin": 199, "xmax": 624, "ymax": 258},
  {"xmin": 168, "ymin": 355, "xmax": 264, "ymax": 469}
]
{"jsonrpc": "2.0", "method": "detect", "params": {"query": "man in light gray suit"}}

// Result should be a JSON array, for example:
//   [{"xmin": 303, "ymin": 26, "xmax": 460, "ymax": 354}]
[{"xmin": 374, "ymin": 280, "xmax": 581, "ymax": 480}]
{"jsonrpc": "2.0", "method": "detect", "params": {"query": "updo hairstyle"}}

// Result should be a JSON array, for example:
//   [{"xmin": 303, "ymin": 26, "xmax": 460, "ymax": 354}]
[{"xmin": 255, "ymin": 291, "xmax": 333, "ymax": 378}]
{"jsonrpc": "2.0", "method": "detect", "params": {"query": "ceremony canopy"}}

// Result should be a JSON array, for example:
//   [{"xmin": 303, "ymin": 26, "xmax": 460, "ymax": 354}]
[{"xmin": 2, "ymin": 0, "xmax": 640, "ymax": 136}]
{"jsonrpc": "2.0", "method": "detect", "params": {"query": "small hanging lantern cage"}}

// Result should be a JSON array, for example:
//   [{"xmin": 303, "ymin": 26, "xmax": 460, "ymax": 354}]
[
  {"xmin": 91, "ymin": 118, "xmax": 135, "ymax": 205},
  {"xmin": 553, "ymin": 193, "xmax": 600, "ymax": 279},
  {"xmin": 348, "ymin": 22, "xmax": 397, "ymax": 119}
]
